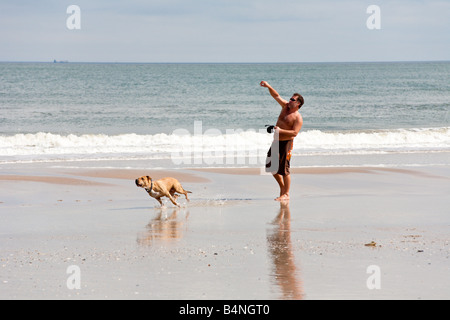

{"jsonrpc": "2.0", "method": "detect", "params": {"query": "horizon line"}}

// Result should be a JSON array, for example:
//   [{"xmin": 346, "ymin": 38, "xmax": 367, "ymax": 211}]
[{"xmin": 1, "ymin": 59, "xmax": 449, "ymax": 64}]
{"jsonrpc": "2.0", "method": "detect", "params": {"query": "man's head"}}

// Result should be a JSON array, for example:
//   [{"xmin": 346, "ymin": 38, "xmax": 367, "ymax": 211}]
[{"xmin": 288, "ymin": 93, "xmax": 304, "ymax": 110}]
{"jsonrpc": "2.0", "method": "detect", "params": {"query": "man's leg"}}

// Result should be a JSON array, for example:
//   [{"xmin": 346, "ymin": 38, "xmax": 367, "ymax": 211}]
[
  {"xmin": 273, "ymin": 174, "xmax": 285, "ymax": 199},
  {"xmin": 281, "ymin": 174, "xmax": 291, "ymax": 200},
  {"xmin": 277, "ymin": 140, "xmax": 292, "ymax": 201}
]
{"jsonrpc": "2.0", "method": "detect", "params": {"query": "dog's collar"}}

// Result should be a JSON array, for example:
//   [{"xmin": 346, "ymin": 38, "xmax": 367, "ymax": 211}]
[{"xmin": 145, "ymin": 179, "xmax": 153, "ymax": 193}]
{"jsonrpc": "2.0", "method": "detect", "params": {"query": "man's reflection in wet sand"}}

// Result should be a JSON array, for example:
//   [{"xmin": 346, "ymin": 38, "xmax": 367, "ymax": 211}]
[
  {"xmin": 267, "ymin": 201, "xmax": 303, "ymax": 300},
  {"xmin": 137, "ymin": 208, "xmax": 189, "ymax": 246}
]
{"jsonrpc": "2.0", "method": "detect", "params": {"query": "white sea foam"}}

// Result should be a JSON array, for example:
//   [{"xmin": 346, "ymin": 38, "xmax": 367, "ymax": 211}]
[
  {"xmin": 296, "ymin": 127, "xmax": 450, "ymax": 152},
  {"xmin": 0, "ymin": 128, "xmax": 449, "ymax": 164}
]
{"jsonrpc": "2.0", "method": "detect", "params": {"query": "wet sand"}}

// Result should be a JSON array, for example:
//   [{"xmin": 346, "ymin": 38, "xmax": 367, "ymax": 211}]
[{"xmin": 0, "ymin": 163, "xmax": 449, "ymax": 300}]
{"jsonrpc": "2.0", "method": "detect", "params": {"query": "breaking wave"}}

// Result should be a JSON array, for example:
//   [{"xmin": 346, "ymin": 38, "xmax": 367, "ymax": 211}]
[{"xmin": 1, "ymin": 127, "xmax": 449, "ymax": 164}]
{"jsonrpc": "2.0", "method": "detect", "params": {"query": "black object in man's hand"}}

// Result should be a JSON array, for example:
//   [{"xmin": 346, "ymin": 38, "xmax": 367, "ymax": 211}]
[{"xmin": 266, "ymin": 125, "xmax": 275, "ymax": 134}]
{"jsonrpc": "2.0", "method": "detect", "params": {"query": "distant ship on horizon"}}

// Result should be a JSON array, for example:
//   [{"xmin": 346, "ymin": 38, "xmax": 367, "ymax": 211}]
[{"xmin": 53, "ymin": 60, "xmax": 69, "ymax": 63}]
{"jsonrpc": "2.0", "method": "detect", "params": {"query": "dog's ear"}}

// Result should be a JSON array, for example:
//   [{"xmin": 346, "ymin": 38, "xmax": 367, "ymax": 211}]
[{"xmin": 146, "ymin": 176, "xmax": 152, "ymax": 182}]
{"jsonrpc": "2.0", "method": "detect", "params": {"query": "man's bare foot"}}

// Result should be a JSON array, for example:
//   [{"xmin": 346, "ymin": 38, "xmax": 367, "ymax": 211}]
[{"xmin": 275, "ymin": 194, "xmax": 290, "ymax": 201}]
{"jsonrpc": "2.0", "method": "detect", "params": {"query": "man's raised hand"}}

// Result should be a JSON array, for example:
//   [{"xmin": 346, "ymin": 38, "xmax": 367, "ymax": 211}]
[{"xmin": 260, "ymin": 81, "xmax": 270, "ymax": 88}]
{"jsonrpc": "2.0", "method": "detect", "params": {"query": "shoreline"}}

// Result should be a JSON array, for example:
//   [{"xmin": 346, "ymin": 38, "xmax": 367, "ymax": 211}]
[{"xmin": 1, "ymin": 164, "xmax": 448, "ymax": 185}]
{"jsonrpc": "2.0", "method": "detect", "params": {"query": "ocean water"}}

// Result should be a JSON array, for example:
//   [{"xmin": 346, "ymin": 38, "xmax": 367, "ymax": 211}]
[{"xmin": 0, "ymin": 62, "xmax": 449, "ymax": 168}]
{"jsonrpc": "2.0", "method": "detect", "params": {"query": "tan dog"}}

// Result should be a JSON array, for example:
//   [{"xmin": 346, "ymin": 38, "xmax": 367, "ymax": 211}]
[{"xmin": 135, "ymin": 176, "xmax": 192, "ymax": 207}]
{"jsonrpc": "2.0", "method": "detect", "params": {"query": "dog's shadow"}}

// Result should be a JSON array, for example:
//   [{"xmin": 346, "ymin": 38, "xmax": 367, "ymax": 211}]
[{"xmin": 136, "ymin": 207, "xmax": 190, "ymax": 246}]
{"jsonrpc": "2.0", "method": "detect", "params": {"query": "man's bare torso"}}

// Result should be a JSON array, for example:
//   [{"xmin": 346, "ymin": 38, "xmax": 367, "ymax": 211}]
[{"xmin": 276, "ymin": 107, "xmax": 302, "ymax": 141}]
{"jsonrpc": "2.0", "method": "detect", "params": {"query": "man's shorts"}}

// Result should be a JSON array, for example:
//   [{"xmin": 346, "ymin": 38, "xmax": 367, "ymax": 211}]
[{"xmin": 265, "ymin": 140, "xmax": 294, "ymax": 176}]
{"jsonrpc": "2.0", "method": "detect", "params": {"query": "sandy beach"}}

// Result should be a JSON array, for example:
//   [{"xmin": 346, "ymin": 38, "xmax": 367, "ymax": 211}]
[{"xmin": 0, "ymin": 162, "xmax": 449, "ymax": 300}]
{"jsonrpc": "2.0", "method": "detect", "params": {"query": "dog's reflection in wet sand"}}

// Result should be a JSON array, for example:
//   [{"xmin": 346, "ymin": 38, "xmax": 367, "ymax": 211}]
[{"xmin": 137, "ymin": 208, "xmax": 190, "ymax": 246}]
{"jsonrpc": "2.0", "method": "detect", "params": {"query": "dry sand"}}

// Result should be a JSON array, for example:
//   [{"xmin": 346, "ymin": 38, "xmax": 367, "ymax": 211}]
[{"xmin": 0, "ymin": 163, "xmax": 449, "ymax": 300}]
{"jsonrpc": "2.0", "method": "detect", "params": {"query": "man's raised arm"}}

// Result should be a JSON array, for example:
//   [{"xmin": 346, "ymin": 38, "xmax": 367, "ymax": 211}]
[{"xmin": 260, "ymin": 81, "xmax": 288, "ymax": 108}]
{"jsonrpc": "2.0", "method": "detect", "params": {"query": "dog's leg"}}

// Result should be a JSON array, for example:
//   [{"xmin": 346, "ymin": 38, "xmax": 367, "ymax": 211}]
[
  {"xmin": 158, "ymin": 186, "xmax": 180, "ymax": 207},
  {"xmin": 174, "ymin": 184, "xmax": 191, "ymax": 202},
  {"xmin": 170, "ymin": 188, "xmax": 179, "ymax": 201},
  {"xmin": 155, "ymin": 197, "xmax": 164, "ymax": 208},
  {"xmin": 166, "ymin": 193, "xmax": 180, "ymax": 207},
  {"xmin": 146, "ymin": 190, "xmax": 164, "ymax": 208}
]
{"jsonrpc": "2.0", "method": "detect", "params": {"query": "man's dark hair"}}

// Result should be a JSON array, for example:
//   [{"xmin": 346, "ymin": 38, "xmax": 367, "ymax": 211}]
[{"xmin": 293, "ymin": 93, "xmax": 304, "ymax": 109}]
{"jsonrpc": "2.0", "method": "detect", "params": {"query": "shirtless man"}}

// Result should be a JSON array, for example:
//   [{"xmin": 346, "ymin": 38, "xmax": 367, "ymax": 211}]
[{"xmin": 260, "ymin": 81, "xmax": 304, "ymax": 201}]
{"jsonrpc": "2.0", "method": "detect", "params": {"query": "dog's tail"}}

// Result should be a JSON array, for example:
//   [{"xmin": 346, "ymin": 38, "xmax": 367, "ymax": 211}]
[{"xmin": 185, "ymin": 190, "xmax": 192, "ymax": 194}]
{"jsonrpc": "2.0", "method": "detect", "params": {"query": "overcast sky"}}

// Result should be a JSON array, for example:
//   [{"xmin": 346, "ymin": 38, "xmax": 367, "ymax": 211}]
[{"xmin": 1, "ymin": 0, "xmax": 449, "ymax": 62}]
